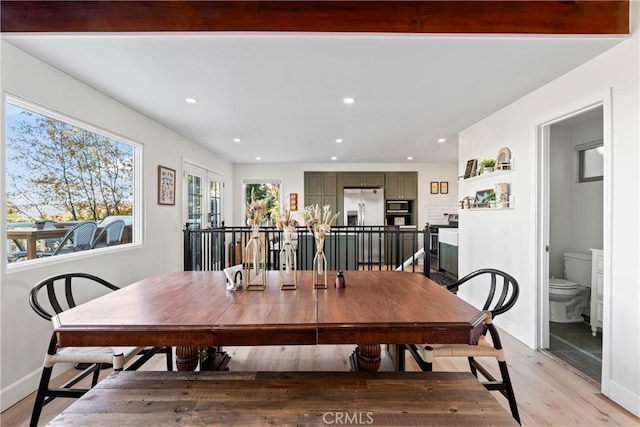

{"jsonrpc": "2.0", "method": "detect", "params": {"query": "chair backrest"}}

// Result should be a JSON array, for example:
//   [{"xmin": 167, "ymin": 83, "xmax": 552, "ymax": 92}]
[
  {"xmin": 53, "ymin": 221, "xmax": 97, "ymax": 255},
  {"xmin": 29, "ymin": 273, "xmax": 120, "ymax": 321},
  {"xmin": 448, "ymin": 268, "xmax": 519, "ymax": 320},
  {"xmin": 92, "ymin": 219, "xmax": 125, "ymax": 248}
]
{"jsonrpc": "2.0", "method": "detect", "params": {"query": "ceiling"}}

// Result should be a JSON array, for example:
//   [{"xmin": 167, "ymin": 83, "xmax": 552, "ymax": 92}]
[{"xmin": 2, "ymin": 32, "xmax": 625, "ymax": 163}]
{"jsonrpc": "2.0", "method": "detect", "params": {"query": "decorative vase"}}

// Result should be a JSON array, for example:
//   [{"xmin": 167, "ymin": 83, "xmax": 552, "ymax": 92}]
[
  {"xmin": 243, "ymin": 227, "xmax": 266, "ymax": 290},
  {"xmin": 279, "ymin": 226, "xmax": 297, "ymax": 290},
  {"xmin": 495, "ymin": 183, "xmax": 510, "ymax": 208},
  {"xmin": 312, "ymin": 235, "xmax": 327, "ymax": 289}
]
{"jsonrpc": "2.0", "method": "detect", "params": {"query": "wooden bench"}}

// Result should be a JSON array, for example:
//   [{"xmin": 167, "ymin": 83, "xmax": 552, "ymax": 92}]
[{"xmin": 48, "ymin": 371, "xmax": 517, "ymax": 426}]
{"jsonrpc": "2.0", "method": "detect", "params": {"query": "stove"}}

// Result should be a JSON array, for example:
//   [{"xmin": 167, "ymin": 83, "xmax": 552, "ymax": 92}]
[{"xmin": 428, "ymin": 214, "xmax": 458, "ymax": 270}]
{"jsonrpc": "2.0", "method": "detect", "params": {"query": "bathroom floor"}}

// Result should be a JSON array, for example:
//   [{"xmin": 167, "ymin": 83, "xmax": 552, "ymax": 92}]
[{"xmin": 548, "ymin": 318, "xmax": 602, "ymax": 383}]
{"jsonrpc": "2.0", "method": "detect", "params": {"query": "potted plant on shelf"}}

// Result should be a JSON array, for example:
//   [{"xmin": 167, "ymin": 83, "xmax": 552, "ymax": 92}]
[
  {"xmin": 486, "ymin": 192, "xmax": 497, "ymax": 208},
  {"xmin": 479, "ymin": 158, "xmax": 496, "ymax": 174}
]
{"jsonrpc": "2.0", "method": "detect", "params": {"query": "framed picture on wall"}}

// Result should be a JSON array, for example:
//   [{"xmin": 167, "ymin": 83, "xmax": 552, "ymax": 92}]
[
  {"xmin": 430, "ymin": 181, "xmax": 439, "ymax": 194},
  {"xmin": 440, "ymin": 181, "xmax": 449, "ymax": 194},
  {"xmin": 158, "ymin": 165, "xmax": 176, "ymax": 205},
  {"xmin": 464, "ymin": 159, "xmax": 477, "ymax": 179},
  {"xmin": 474, "ymin": 188, "xmax": 494, "ymax": 207}
]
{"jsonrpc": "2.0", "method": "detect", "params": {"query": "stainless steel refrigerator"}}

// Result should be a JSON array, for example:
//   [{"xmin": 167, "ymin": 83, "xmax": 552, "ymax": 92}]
[{"xmin": 343, "ymin": 188, "xmax": 385, "ymax": 264}]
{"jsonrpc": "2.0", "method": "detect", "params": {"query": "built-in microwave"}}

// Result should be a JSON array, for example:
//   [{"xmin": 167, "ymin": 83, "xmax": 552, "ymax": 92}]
[{"xmin": 386, "ymin": 200, "xmax": 409, "ymax": 213}]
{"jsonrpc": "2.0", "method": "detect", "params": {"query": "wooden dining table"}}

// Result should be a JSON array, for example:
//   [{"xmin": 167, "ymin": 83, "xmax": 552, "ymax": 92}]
[
  {"xmin": 6, "ymin": 228, "xmax": 69, "ymax": 259},
  {"xmin": 52, "ymin": 270, "xmax": 485, "ymax": 372}
]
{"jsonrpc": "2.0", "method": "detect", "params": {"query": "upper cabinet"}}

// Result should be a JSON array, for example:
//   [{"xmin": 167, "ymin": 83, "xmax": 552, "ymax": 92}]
[
  {"xmin": 304, "ymin": 172, "xmax": 338, "ymax": 216},
  {"xmin": 341, "ymin": 172, "xmax": 385, "ymax": 188},
  {"xmin": 305, "ymin": 172, "xmax": 337, "ymax": 196},
  {"xmin": 385, "ymin": 172, "xmax": 417, "ymax": 200}
]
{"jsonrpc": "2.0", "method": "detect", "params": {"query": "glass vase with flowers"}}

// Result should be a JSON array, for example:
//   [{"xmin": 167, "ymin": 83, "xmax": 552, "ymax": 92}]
[
  {"xmin": 275, "ymin": 208, "xmax": 299, "ymax": 290},
  {"xmin": 303, "ymin": 205, "xmax": 340, "ymax": 289},
  {"xmin": 244, "ymin": 189, "xmax": 267, "ymax": 290}
]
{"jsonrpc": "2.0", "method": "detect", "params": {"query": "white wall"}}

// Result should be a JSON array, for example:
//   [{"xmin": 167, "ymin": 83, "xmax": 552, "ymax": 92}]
[
  {"xmin": 232, "ymin": 162, "xmax": 459, "ymax": 227},
  {"xmin": 0, "ymin": 41, "xmax": 234, "ymax": 409},
  {"xmin": 549, "ymin": 111, "xmax": 604, "ymax": 279},
  {"xmin": 458, "ymin": 7, "xmax": 639, "ymax": 416}
]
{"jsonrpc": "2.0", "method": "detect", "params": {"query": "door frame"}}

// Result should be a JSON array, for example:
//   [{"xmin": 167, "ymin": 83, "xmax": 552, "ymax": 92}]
[{"xmin": 535, "ymin": 90, "xmax": 613, "ymax": 395}]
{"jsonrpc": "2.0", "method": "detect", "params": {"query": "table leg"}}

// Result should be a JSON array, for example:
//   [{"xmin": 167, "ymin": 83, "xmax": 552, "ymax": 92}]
[
  {"xmin": 27, "ymin": 235, "xmax": 38, "ymax": 259},
  {"xmin": 175, "ymin": 346, "xmax": 199, "ymax": 371},
  {"xmin": 200, "ymin": 346, "xmax": 231, "ymax": 371},
  {"xmin": 350, "ymin": 344, "xmax": 381, "ymax": 372}
]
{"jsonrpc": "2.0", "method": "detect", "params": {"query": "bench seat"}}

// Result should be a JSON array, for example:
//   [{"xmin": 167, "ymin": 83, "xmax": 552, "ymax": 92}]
[{"xmin": 48, "ymin": 370, "xmax": 517, "ymax": 426}]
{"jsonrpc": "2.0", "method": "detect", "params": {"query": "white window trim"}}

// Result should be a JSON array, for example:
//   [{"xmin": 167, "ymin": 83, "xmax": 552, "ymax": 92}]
[{"xmin": 4, "ymin": 94, "xmax": 144, "ymax": 271}]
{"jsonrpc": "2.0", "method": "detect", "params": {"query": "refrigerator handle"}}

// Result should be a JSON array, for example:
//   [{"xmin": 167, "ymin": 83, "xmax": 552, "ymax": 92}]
[{"xmin": 360, "ymin": 202, "xmax": 365, "ymax": 226}]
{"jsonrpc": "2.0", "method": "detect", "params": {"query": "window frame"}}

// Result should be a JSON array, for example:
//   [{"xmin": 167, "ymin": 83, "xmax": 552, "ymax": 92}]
[
  {"xmin": 576, "ymin": 139, "xmax": 604, "ymax": 183},
  {"xmin": 4, "ymin": 94, "xmax": 143, "ymax": 269},
  {"xmin": 242, "ymin": 178, "xmax": 282, "ymax": 226}
]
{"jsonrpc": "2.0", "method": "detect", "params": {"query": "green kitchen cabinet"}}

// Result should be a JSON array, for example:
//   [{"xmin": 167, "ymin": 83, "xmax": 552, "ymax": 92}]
[
  {"xmin": 305, "ymin": 172, "xmax": 337, "ymax": 196},
  {"xmin": 342, "ymin": 172, "xmax": 385, "ymax": 188},
  {"xmin": 385, "ymin": 172, "xmax": 417, "ymax": 200},
  {"xmin": 439, "ymin": 242, "xmax": 458, "ymax": 278}
]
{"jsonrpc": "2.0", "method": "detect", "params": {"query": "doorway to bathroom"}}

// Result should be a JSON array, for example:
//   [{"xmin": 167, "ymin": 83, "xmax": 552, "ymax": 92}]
[{"xmin": 539, "ymin": 105, "xmax": 604, "ymax": 384}]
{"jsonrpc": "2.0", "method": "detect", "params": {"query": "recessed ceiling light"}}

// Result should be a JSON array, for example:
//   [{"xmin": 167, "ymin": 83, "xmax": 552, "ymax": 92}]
[
  {"xmin": 336, "ymin": 138, "xmax": 343, "ymax": 143},
  {"xmin": 343, "ymin": 97, "xmax": 355, "ymax": 105},
  {"xmin": 185, "ymin": 97, "xmax": 198, "ymax": 104},
  {"xmin": 256, "ymin": 156, "xmax": 261, "ymax": 161},
  {"xmin": 407, "ymin": 156, "xmax": 414, "ymax": 161},
  {"xmin": 331, "ymin": 156, "xmax": 337, "ymax": 161},
  {"xmin": 438, "ymin": 138, "xmax": 446, "ymax": 143},
  {"xmin": 233, "ymin": 138, "xmax": 241, "ymax": 143}
]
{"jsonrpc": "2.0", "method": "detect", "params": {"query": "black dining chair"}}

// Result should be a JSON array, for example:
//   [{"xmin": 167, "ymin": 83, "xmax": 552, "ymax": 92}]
[
  {"xmin": 28, "ymin": 273, "xmax": 173, "ymax": 427},
  {"xmin": 406, "ymin": 268, "xmax": 521, "ymax": 424}
]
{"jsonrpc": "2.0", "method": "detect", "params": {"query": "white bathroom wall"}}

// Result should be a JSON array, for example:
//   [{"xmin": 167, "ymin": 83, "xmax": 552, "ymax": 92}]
[
  {"xmin": 549, "ymin": 108, "xmax": 604, "ymax": 279},
  {"xmin": 0, "ymin": 42, "xmax": 234, "ymax": 409},
  {"xmin": 549, "ymin": 124, "xmax": 571, "ymax": 279}
]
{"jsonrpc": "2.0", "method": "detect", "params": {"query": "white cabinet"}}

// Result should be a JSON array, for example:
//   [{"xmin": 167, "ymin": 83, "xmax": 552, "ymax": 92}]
[{"xmin": 590, "ymin": 248, "xmax": 603, "ymax": 336}]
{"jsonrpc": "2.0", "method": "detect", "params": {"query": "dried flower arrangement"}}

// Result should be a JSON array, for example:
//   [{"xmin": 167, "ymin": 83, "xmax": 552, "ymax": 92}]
[
  {"xmin": 246, "ymin": 188, "xmax": 267, "ymax": 231},
  {"xmin": 275, "ymin": 208, "xmax": 298, "ymax": 230},
  {"xmin": 303, "ymin": 205, "xmax": 340, "ymax": 242}
]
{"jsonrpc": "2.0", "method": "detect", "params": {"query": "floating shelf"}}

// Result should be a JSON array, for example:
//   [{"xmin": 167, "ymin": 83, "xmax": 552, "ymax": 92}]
[
  {"xmin": 460, "ymin": 206, "xmax": 514, "ymax": 211},
  {"xmin": 458, "ymin": 167, "xmax": 513, "ymax": 183}
]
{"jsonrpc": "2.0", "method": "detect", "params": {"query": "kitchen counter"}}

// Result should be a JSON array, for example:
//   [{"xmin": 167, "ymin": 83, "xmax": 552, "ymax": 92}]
[{"xmin": 439, "ymin": 228, "xmax": 458, "ymax": 247}]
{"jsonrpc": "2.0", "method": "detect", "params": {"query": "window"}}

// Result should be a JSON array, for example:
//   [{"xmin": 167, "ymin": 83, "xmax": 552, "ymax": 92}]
[
  {"xmin": 577, "ymin": 140, "xmax": 603, "ymax": 183},
  {"xmin": 5, "ymin": 97, "xmax": 139, "ymax": 263},
  {"xmin": 243, "ymin": 179, "xmax": 281, "ymax": 226}
]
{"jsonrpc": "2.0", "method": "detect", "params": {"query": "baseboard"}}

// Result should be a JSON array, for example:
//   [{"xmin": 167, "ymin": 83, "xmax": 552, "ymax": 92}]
[
  {"xmin": 608, "ymin": 379, "xmax": 640, "ymax": 418},
  {"xmin": 1, "ymin": 368, "xmax": 41, "ymax": 412},
  {"xmin": 1, "ymin": 363, "xmax": 70, "ymax": 412}
]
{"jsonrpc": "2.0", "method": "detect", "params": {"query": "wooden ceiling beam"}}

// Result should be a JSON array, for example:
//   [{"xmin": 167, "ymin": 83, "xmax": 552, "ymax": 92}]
[{"xmin": 1, "ymin": 1, "xmax": 628, "ymax": 35}]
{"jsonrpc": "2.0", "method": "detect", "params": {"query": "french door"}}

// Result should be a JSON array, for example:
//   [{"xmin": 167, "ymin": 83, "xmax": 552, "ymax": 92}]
[{"xmin": 182, "ymin": 162, "xmax": 224, "ymax": 230}]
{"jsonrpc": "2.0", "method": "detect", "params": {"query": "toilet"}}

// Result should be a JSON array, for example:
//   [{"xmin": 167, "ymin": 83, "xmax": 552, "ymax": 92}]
[{"xmin": 549, "ymin": 252, "xmax": 592, "ymax": 323}]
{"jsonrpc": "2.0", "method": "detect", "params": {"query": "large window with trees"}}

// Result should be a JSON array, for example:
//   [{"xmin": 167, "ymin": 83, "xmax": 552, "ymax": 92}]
[{"xmin": 5, "ymin": 97, "xmax": 139, "ymax": 264}]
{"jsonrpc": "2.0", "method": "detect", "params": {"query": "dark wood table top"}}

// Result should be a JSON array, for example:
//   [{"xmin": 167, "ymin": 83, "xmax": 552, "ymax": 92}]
[{"xmin": 53, "ymin": 270, "xmax": 484, "ymax": 348}]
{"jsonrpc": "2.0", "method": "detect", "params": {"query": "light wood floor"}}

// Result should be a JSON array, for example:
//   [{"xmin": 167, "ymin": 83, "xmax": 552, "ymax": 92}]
[{"xmin": 2, "ymin": 330, "xmax": 638, "ymax": 427}]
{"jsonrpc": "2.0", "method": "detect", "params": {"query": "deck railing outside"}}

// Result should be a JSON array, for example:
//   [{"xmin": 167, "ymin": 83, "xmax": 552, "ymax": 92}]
[{"xmin": 183, "ymin": 225, "xmax": 430, "ymax": 277}]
